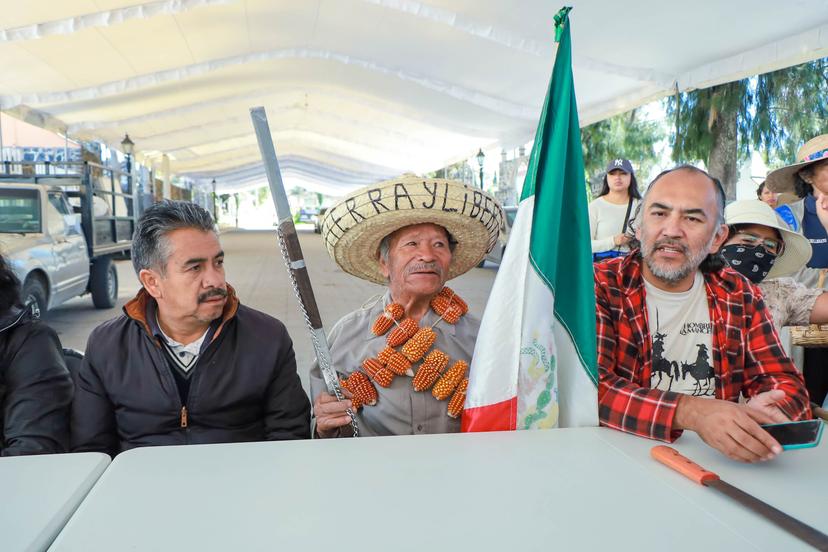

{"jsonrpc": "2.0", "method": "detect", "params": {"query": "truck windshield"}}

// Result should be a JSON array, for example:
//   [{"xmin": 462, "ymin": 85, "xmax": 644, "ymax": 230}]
[{"xmin": 0, "ymin": 189, "xmax": 41, "ymax": 233}]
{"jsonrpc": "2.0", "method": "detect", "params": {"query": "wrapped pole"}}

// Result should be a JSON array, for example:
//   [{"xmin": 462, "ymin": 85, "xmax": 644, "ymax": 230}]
[{"xmin": 250, "ymin": 106, "xmax": 359, "ymax": 437}]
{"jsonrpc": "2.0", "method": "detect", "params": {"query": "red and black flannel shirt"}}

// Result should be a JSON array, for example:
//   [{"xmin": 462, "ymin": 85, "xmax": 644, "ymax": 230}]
[{"xmin": 595, "ymin": 252, "xmax": 811, "ymax": 442}]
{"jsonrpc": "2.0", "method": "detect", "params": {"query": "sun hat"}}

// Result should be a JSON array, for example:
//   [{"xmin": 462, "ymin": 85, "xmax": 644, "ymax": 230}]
[
  {"xmin": 605, "ymin": 158, "xmax": 634, "ymax": 175},
  {"xmin": 321, "ymin": 174, "xmax": 504, "ymax": 284},
  {"xmin": 765, "ymin": 134, "xmax": 828, "ymax": 194},
  {"xmin": 723, "ymin": 199, "xmax": 812, "ymax": 279}
]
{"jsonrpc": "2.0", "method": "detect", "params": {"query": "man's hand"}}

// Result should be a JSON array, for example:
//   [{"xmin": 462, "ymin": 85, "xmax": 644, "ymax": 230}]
[
  {"xmin": 746, "ymin": 390, "xmax": 791, "ymax": 423},
  {"xmin": 313, "ymin": 390, "xmax": 354, "ymax": 438},
  {"xmin": 675, "ymin": 395, "xmax": 782, "ymax": 463},
  {"xmin": 814, "ymin": 189, "xmax": 828, "ymax": 233},
  {"xmin": 613, "ymin": 234, "xmax": 631, "ymax": 247}
]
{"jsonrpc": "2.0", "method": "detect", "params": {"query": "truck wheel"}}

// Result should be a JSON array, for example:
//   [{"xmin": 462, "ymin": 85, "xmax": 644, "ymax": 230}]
[
  {"xmin": 90, "ymin": 257, "xmax": 118, "ymax": 309},
  {"xmin": 22, "ymin": 277, "xmax": 47, "ymax": 318}
]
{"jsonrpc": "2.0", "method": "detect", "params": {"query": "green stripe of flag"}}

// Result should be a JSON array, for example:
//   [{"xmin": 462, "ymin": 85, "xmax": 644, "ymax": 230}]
[{"xmin": 520, "ymin": 8, "xmax": 598, "ymax": 385}]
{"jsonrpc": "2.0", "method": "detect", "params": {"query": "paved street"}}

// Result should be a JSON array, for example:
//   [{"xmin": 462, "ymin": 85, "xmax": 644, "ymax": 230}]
[{"xmin": 45, "ymin": 226, "xmax": 498, "ymax": 393}]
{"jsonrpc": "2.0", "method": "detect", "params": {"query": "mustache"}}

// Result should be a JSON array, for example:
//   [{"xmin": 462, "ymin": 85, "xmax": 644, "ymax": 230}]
[
  {"xmin": 198, "ymin": 288, "xmax": 228, "ymax": 303},
  {"xmin": 406, "ymin": 261, "xmax": 442, "ymax": 276},
  {"xmin": 652, "ymin": 238, "xmax": 689, "ymax": 255}
]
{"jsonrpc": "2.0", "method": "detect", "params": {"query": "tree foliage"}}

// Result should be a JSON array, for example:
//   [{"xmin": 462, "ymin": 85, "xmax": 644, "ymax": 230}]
[
  {"xmin": 751, "ymin": 58, "xmax": 828, "ymax": 167},
  {"xmin": 663, "ymin": 56, "xmax": 828, "ymax": 195},
  {"xmin": 581, "ymin": 107, "xmax": 665, "ymax": 193},
  {"xmin": 666, "ymin": 80, "xmax": 752, "ymax": 163}
]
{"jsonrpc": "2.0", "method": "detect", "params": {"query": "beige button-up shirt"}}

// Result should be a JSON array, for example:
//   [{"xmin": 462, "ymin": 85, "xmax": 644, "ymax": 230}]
[{"xmin": 310, "ymin": 291, "xmax": 480, "ymax": 437}]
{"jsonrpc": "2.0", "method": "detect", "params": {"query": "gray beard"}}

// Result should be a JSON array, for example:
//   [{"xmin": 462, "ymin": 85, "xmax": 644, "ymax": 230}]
[{"xmin": 641, "ymin": 234, "xmax": 716, "ymax": 284}]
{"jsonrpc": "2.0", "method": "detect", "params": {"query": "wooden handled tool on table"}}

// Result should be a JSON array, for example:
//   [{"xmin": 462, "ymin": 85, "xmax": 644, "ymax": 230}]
[
  {"xmin": 651, "ymin": 446, "xmax": 828, "ymax": 550},
  {"xmin": 250, "ymin": 106, "xmax": 359, "ymax": 437}
]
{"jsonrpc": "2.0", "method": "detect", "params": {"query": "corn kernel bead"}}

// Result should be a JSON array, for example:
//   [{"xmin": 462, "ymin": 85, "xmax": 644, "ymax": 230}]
[
  {"xmin": 432, "ymin": 360, "xmax": 468, "ymax": 400},
  {"xmin": 370, "ymin": 303, "xmax": 405, "ymax": 336},
  {"xmin": 438, "ymin": 287, "xmax": 469, "ymax": 314},
  {"xmin": 385, "ymin": 351, "xmax": 414, "ymax": 376},
  {"xmin": 401, "ymin": 327, "xmax": 437, "ymax": 362},
  {"xmin": 412, "ymin": 349, "xmax": 449, "ymax": 391},
  {"xmin": 441, "ymin": 305, "xmax": 463, "ymax": 325},
  {"xmin": 340, "ymin": 378, "xmax": 363, "ymax": 410},
  {"xmin": 430, "ymin": 293, "xmax": 468, "ymax": 324},
  {"xmin": 385, "ymin": 303, "xmax": 405, "ymax": 320},
  {"xmin": 362, "ymin": 357, "xmax": 394, "ymax": 388},
  {"xmin": 429, "ymin": 294, "xmax": 451, "ymax": 315},
  {"xmin": 412, "ymin": 364, "xmax": 439, "ymax": 392},
  {"xmin": 377, "ymin": 346, "xmax": 395, "ymax": 365},
  {"xmin": 447, "ymin": 378, "xmax": 469, "ymax": 418},
  {"xmin": 387, "ymin": 318, "xmax": 418, "ymax": 347},
  {"xmin": 341, "ymin": 371, "xmax": 377, "ymax": 406},
  {"xmin": 371, "ymin": 314, "xmax": 395, "ymax": 336}
]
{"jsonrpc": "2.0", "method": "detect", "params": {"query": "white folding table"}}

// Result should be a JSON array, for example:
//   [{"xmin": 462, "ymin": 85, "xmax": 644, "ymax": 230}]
[
  {"xmin": 48, "ymin": 428, "xmax": 826, "ymax": 551},
  {"xmin": 1, "ymin": 452, "xmax": 110, "ymax": 552}
]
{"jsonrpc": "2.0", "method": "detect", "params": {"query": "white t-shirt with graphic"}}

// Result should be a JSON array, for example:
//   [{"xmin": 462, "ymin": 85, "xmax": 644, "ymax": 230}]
[{"xmin": 644, "ymin": 271, "xmax": 715, "ymax": 398}]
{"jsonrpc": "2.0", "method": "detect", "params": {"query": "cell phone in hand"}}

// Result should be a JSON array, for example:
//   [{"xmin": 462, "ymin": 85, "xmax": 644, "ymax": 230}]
[{"xmin": 760, "ymin": 419, "xmax": 824, "ymax": 450}]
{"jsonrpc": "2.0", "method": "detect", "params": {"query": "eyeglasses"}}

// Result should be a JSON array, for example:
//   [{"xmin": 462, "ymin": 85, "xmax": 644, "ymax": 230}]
[{"xmin": 732, "ymin": 231, "xmax": 784, "ymax": 256}]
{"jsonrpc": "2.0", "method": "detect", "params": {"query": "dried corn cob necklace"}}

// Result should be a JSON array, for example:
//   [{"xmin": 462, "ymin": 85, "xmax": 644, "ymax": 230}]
[{"xmin": 340, "ymin": 286, "xmax": 470, "ymax": 420}]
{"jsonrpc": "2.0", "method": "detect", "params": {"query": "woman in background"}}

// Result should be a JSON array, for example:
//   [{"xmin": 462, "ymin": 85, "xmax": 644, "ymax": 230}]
[
  {"xmin": 756, "ymin": 181, "xmax": 778, "ymax": 208},
  {"xmin": 0, "ymin": 254, "xmax": 73, "ymax": 456},
  {"xmin": 589, "ymin": 159, "xmax": 641, "ymax": 262},
  {"xmin": 767, "ymin": 133, "xmax": 828, "ymax": 407}
]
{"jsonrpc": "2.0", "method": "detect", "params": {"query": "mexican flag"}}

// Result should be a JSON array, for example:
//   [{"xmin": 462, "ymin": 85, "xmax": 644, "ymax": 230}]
[{"xmin": 462, "ymin": 8, "xmax": 598, "ymax": 431}]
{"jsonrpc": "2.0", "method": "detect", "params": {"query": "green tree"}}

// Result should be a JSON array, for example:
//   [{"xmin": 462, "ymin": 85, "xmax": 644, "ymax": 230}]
[
  {"xmin": 581, "ymin": 107, "xmax": 664, "ymax": 197},
  {"xmin": 256, "ymin": 186, "xmax": 269, "ymax": 205},
  {"xmin": 751, "ymin": 58, "xmax": 828, "ymax": 168},
  {"xmin": 666, "ymin": 80, "xmax": 751, "ymax": 201},
  {"xmin": 665, "ymin": 56, "xmax": 828, "ymax": 199}
]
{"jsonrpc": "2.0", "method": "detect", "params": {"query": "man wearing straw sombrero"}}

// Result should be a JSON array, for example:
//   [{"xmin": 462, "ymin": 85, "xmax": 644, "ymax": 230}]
[
  {"xmin": 310, "ymin": 175, "xmax": 503, "ymax": 437},
  {"xmin": 766, "ymin": 133, "xmax": 828, "ymax": 407}
]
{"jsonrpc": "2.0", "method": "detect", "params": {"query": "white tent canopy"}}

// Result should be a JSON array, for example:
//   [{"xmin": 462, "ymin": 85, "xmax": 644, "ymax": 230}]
[{"xmin": 1, "ymin": 0, "xmax": 826, "ymax": 193}]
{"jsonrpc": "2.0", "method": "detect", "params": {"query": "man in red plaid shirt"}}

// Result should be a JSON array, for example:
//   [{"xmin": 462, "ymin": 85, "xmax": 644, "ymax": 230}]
[{"xmin": 596, "ymin": 165, "xmax": 811, "ymax": 463}]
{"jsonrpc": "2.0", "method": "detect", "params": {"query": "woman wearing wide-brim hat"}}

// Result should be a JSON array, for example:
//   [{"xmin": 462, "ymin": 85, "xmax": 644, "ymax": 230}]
[
  {"xmin": 721, "ymin": 199, "xmax": 828, "ymax": 407},
  {"xmin": 721, "ymin": 200, "xmax": 826, "ymax": 330},
  {"xmin": 764, "ymin": 135, "xmax": 828, "ymax": 407},
  {"xmin": 310, "ymin": 174, "xmax": 503, "ymax": 438},
  {"xmin": 766, "ymin": 134, "xmax": 828, "ymax": 286}
]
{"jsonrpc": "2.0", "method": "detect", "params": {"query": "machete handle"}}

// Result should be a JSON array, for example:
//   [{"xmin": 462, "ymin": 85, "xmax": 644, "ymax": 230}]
[{"xmin": 651, "ymin": 446, "xmax": 720, "ymax": 485}]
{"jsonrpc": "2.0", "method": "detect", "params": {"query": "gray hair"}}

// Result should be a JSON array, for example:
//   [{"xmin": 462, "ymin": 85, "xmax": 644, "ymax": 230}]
[
  {"xmin": 633, "ymin": 164, "xmax": 726, "ymax": 228},
  {"xmin": 378, "ymin": 225, "xmax": 457, "ymax": 263},
  {"xmin": 628, "ymin": 164, "xmax": 728, "ymax": 272},
  {"xmin": 132, "ymin": 200, "xmax": 216, "ymax": 274}
]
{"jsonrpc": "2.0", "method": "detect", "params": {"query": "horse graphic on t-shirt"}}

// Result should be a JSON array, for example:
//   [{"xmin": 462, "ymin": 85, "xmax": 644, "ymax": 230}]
[
  {"xmin": 651, "ymin": 330, "xmax": 680, "ymax": 390},
  {"xmin": 680, "ymin": 343, "xmax": 714, "ymax": 396}
]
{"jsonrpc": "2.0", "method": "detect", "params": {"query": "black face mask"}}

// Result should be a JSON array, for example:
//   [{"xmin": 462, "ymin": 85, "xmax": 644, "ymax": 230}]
[{"xmin": 720, "ymin": 244, "xmax": 777, "ymax": 283}]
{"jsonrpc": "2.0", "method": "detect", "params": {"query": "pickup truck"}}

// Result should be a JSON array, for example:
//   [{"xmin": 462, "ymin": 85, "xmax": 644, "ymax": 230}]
[{"xmin": 0, "ymin": 161, "xmax": 138, "ymax": 316}]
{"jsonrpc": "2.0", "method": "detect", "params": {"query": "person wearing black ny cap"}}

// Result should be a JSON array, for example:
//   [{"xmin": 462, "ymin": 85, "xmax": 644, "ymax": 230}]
[{"xmin": 589, "ymin": 158, "xmax": 641, "ymax": 262}]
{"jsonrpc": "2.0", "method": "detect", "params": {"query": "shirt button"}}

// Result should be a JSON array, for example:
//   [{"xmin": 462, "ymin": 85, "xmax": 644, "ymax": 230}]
[{"xmin": 416, "ymin": 424, "xmax": 423, "ymax": 432}]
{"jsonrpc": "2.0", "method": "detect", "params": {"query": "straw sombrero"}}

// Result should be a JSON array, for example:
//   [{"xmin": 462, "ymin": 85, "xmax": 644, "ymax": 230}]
[
  {"xmin": 765, "ymin": 134, "xmax": 828, "ymax": 194},
  {"xmin": 724, "ymin": 200, "xmax": 812, "ymax": 279},
  {"xmin": 321, "ymin": 175, "xmax": 504, "ymax": 284}
]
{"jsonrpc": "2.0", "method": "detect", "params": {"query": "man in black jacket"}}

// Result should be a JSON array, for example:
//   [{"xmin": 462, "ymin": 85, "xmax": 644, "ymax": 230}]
[
  {"xmin": 0, "ymin": 254, "xmax": 73, "ymax": 456},
  {"xmin": 71, "ymin": 201, "xmax": 310, "ymax": 455}
]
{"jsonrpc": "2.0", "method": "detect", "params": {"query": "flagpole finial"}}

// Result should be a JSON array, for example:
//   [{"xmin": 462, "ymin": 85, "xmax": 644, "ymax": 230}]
[{"xmin": 554, "ymin": 6, "xmax": 572, "ymax": 43}]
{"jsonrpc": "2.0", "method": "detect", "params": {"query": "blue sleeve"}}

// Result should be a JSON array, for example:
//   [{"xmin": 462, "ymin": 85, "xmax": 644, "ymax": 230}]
[{"xmin": 775, "ymin": 205, "xmax": 798, "ymax": 231}]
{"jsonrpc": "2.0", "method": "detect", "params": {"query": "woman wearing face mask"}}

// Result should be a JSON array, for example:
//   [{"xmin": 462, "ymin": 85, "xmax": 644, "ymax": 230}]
[
  {"xmin": 589, "ymin": 158, "xmax": 641, "ymax": 262},
  {"xmin": 721, "ymin": 200, "xmax": 828, "ymax": 331}
]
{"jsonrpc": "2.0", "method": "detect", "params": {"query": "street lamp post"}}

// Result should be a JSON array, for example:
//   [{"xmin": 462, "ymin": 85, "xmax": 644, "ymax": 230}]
[
  {"xmin": 121, "ymin": 134, "xmax": 135, "ymax": 174},
  {"xmin": 476, "ymin": 148, "xmax": 485, "ymax": 189},
  {"xmin": 211, "ymin": 178, "xmax": 218, "ymax": 223}
]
